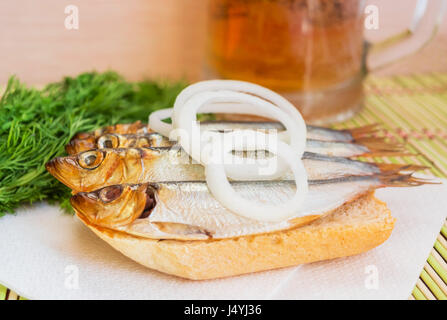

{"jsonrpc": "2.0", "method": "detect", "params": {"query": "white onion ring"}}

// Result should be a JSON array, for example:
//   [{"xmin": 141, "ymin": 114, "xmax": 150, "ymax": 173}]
[
  {"xmin": 150, "ymin": 79, "xmax": 306, "ymax": 143},
  {"xmin": 172, "ymin": 80, "xmax": 304, "ymax": 132},
  {"xmin": 149, "ymin": 106, "xmax": 282, "ymax": 140},
  {"xmin": 173, "ymin": 90, "xmax": 305, "ymax": 180},
  {"xmin": 203, "ymin": 130, "xmax": 308, "ymax": 222},
  {"xmin": 149, "ymin": 80, "xmax": 309, "ymax": 221},
  {"xmin": 149, "ymin": 105, "xmax": 289, "ymax": 144},
  {"xmin": 148, "ymin": 108, "xmax": 173, "ymax": 137}
]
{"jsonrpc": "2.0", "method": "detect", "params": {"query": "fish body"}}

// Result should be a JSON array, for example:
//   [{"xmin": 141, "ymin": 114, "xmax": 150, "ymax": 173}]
[
  {"xmin": 67, "ymin": 131, "xmax": 382, "ymax": 158},
  {"xmin": 51, "ymin": 121, "xmax": 427, "ymax": 241},
  {"xmin": 66, "ymin": 121, "xmax": 386, "ymax": 156},
  {"xmin": 201, "ymin": 121, "xmax": 360, "ymax": 142},
  {"xmin": 47, "ymin": 147, "xmax": 410, "ymax": 193},
  {"xmin": 50, "ymin": 121, "xmax": 425, "ymax": 241},
  {"xmin": 67, "ymin": 131, "xmax": 403, "ymax": 159},
  {"xmin": 71, "ymin": 173, "xmax": 424, "ymax": 240}
]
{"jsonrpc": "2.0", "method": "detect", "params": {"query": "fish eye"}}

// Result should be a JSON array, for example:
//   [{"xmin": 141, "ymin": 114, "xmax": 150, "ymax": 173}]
[
  {"xmin": 97, "ymin": 134, "xmax": 119, "ymax": 149},
  {"xmin": 77, "ymin": 150, "xmax": 105, "ymax": 169},
  {"xmin": 99, "ymin": 185, "xmax": 123, "ymax": 203}
]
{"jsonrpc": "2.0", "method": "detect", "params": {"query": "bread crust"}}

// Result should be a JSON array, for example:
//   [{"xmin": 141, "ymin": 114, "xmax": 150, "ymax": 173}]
[{"xmin": 80, "ymin": 192, "xmax": 395, "ymax": 280}]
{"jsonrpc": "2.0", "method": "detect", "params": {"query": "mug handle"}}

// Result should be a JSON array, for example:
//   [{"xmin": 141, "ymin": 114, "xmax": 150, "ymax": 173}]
[{"xmin": 366, "ymin": 0, "xmax": 447, "ymax": 71}]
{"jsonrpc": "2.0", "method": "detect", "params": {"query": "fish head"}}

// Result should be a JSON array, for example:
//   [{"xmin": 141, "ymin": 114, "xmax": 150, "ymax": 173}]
[
  {"xmin": 98, "ymin": 133, "xmax": 156, "ymax": 149},
  {"xmin": 71, "ymin": 184, "xmax": 157, "ymax": 228},
  {"xmin": 112, "ymin": 121, "xmax": 147, "ymax": 134},
  {"xmin": 97, "ymin": 133, "xmax": 168, "ymax": 149},
  {"xmin": 46, "ymin": 149, "xmax": 139, "ymax": 192},
  {"xmin": 65, "ymin": 134, "xmax": 97, "ymax": 155}
]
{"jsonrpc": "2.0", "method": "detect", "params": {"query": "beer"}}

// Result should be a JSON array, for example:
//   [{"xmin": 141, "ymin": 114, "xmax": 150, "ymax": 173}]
[{"xmin": 207, "ymin": 0, "xmax": 365, "ymax": 123}]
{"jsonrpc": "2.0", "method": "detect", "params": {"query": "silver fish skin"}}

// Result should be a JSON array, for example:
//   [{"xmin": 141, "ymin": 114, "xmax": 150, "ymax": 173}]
[
  {"xmin": 139, "ymin": 148, "xmax": 384, "ymax": 181},
  {"xmin": 305, "ymin": 139, "xmax": 368, "ymax": 157},
  {"xmin": 95, "ymin": 176, "xmax": 383, "ymax": 240},
  {"xmin": 98, "ymin": 133, "xmax": 372, "ymax": 158},
  {"xmin": 71, "ymin": 147, "xmax": 385, "ymax": 185},
  {"xmin": 67, "ymin": 122, "xmax": 394, "ymax": 157},
  {"xmin": 306, "ymin": 125, "xmax": 354, "ymax": 142},
  {"xmin": 200, "ymin": 121, "xmax": 360, "ymax": 142},
  {"xmin": 71, "ymin": 171, "xmax": 427, "ymax": 240}
]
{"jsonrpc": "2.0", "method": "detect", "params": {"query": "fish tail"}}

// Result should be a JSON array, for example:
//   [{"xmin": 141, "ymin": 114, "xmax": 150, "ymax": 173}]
[
  {"xmin": 355, "ymin": 137, "xmax": 413, "ymax": 157},
  {"xmin": 347, "ymin": 124, "xmax": 381, "ymax": 139},
  {"xmin": 374, "ymin": 163, "xmax": 429, "ymax": 175},
  {"xmin": 378, "ymin": 172, "xmax": 438, "ymax": 187}
]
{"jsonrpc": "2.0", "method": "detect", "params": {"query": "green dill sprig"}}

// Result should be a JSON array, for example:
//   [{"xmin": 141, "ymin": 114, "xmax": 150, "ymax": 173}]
[{"xmin": 0, "ymin": 71, "xmax": 185, "ymax": 216}]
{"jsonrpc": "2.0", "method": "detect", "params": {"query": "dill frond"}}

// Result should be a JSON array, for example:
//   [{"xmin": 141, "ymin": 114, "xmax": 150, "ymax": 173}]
[{"xmin": 0, "ymin": 71, "xmax": 185, "ymax": 216}]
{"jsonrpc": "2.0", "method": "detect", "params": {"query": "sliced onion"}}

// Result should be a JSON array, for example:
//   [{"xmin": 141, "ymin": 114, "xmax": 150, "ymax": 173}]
[
  {"xmin": 149, "ymin": 104, "xmax": 289, "ymax": 142},
  {"xmin": 172, "ymin": 80, "xmax": 305, "ymax": 133},
  {"xmin": 203, "ymin": 130, "xmax": 308, "ymax": 222},
  {"xmin": 150, "ymin": 106, "xmax": 269, "ymax": 139},
  {"xmin": 148, "ymin": 80, "xmax": 309, "ymax": 221},
  {"xmin": 148, "ymin": 108, "xmax": 173, "ymax": 138},
  {"xmin": 150, "ymin": 79, "xmax": 306, "ymax": 144},
  {"xmin": 173, "ymin": 90, "xmax": 305, "ymax": 180}
]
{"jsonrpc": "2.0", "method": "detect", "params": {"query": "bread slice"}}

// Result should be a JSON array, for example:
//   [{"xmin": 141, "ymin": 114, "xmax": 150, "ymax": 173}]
[{"xmin": 81, "ymin": 192, "xmax": 395, "ymax": 280}]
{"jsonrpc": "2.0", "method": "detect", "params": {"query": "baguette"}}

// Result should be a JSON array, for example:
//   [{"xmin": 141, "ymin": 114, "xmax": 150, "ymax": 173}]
[{"xmin": 77, "ymin": 191, "xmax": 395, "ymax": 280}]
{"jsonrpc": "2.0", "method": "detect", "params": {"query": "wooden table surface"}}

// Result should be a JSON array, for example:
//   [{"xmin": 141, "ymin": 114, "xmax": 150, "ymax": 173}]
[{"xmin": 0, "ymin": 0, "xmax": 446, "ymax": 85}]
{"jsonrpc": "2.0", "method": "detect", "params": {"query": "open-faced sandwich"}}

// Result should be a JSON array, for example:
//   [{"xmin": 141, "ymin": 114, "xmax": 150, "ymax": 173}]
[{"xmin": 46, "ymin": 80, "xmax": 429, "ymax": 280}]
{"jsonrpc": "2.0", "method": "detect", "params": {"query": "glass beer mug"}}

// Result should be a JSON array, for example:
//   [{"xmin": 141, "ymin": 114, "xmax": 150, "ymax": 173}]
[{"xmin": 206, "ymin": 0, "xmax": 446, "ymax": 124}]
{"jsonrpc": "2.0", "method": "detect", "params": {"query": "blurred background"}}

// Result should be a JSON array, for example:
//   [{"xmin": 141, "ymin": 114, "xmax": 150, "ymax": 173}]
[{"xmin": 0, "ymin": 0, "xmax": 446, "ymax": 85}]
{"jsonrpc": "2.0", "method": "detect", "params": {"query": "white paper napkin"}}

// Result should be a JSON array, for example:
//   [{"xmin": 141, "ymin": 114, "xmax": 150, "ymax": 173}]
[{"xmin": 0, "ymin": 180, "xmax": 446, "ymax": 300}]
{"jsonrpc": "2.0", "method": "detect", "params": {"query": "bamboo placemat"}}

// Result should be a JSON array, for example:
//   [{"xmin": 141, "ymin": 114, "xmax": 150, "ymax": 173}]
[
  {"xmin": 334, "ymin": 72, "xmax": 447, "ymax": 300},
  {"xmin": 1, "ymin": 73, "xmax": 447, "ymax": 300}
]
